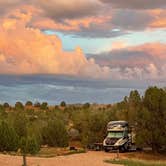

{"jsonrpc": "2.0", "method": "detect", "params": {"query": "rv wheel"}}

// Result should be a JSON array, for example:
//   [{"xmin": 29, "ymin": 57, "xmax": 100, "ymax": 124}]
[
  {"xmin": 104, "ymin": 148, "xmax": 109, "ymax": 152},
  {"xmin": 119, "ymin": 146, "xmax": 125, "ymax": 153}
]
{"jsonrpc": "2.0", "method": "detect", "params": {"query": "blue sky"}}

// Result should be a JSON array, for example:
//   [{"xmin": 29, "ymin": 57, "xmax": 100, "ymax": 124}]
[{"xmin": 44, "ymin": 29, "xmax": 166, "ymax": 54}]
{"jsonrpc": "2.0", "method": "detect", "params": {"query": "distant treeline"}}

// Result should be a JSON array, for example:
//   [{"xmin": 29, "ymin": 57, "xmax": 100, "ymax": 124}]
[{"xmin": 0, "ymin": 86, "xmax": 166, "ymax": 154}]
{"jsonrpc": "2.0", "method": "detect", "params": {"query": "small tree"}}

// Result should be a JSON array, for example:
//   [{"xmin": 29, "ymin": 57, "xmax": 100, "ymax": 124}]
[
  {"xmin": 72, "ymin": 109, "xmax": 108, "ymax": 146},
  {"xmin": 34, "ymin": 102, "xmax": 41, "ymax": 108},
  {"xmin": 40, "ymin": 102, "xmax": 48, "ymax": 110},
  {"xmin": 15, "ymin": 102, "xmax": 24, "ymax": 111},
  {"xmin": 42, "ymin": 119, "xmax": 69, "ymax": 147},
  {"xmin": 14, "ymin": 113, "xmax": 27, "ymax": 138},
  {"xmin": 25, "ymin": 101, "xmax": 33, "ymax": 107},
  {"xmin": 0, "ymin": 105, "xmax": 7, "ymax": 118},
  {"xmin": 0, "ymin": 121, "xmax": 19, "ymax": 151},
  {"xmin": 60, "ymin": 101, "xmax": 66, "ymax": 107},
  {"xmin": 136, "ymin": 87, "xmax": 166, "ymax": 152},
  {"xmin": 3, "ymin": 103, "xmax": 10, "ymax": 108},
  {"xmin": 83, "ymin": 103, "xmax": 90, "ymax": 109},
  {"xmin": 0, "ymin": 104, "xmax": 4, "ymax": 111},
  {"xmin": 20, "ymin": 136, "xmax": 40, "ymax": 166}
]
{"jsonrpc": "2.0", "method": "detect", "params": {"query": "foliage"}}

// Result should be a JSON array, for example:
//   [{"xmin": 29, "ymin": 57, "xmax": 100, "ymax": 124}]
[
  {"xmin": 3, "ymin": 103, "xmax": 10, "ymax": 108},
  {"xmin": 60, "ymin": 101, "xmax": 66, "ymax": 107},
  {"xmin": 34, "ymin": 102, "xmax": 41, "ymax": 108},
  {"xmin": 42, "ymin": 119, "xmax": 69, "ymax": 147},
  {"xmin": 40, "ymin": 102, "xmax": 48, "ymax": 110},
  {"xmin": 25, "ymin": 101, "xmax": 33, "ymax": 106},
  {"xmin": 83, "ymin": 103, "xmax": 90, "ymax": 109},
  {"xmin": 0, "ymin": 121, "xmax": 19, "ymax": 151},
  {"xmin": 15, "ymin": 101, "xmax": 24, "ymax": 111},
  {"xmin": 13, "ymin": 112, "xmax": 28, "ymax": 138},
  {"xmin": 72, "ymin": 109, "xmax": 109, "ymax": 146},
  {"xmin": 20, "ymin": 136, "xmax": 40, "ymax": 155},
  {"xmin": 0, "ymin": 87, "xmax": 165, "ymax": 154},
  {"xmin": 136, "ymin": 87, "xmax": 166, "ymax": 152},
  {"xmin": 105, "ymin": 159, "xmax": 166, "ymax": 166}
]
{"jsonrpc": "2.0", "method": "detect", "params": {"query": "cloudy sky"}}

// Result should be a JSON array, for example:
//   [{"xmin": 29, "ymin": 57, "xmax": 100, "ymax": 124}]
[
  {"xmin": 0, "ymin": 0, "xmax": 165, "ymax": 104},
  {"xmin": 0, "ymin": 0, "xmax": 166, "ymax": 103}
]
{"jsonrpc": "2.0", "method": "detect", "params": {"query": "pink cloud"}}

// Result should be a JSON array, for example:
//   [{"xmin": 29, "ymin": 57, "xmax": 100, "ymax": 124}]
[
  {"xmin": 91, "ymin": 42, "xmax": 166, "ymax": 80},
  {"xmin": 147, "ymin": 9, "xmax": 166, "ymax": 28},
  {"xmin": 0, "ymin": 9, "xmax": 110, "ymax": 79},
  {"xmin": 31, "ymin": 16, "xmax": 110, "ymax": 32}
]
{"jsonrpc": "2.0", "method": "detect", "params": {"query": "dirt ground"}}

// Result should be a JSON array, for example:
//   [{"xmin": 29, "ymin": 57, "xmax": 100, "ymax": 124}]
[{"xmin": 0, "ymin": 151, "xmax": 122, "ymax": 166}]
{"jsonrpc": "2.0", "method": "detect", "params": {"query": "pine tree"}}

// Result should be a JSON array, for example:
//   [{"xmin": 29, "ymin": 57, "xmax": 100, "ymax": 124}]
[
  {"xmin": 0, "ymin": 121, "xmax": 19, "ymax": 151},
  {"xmin": 136, "ymin": 87, "xmax": 166, "ymax": 152}
]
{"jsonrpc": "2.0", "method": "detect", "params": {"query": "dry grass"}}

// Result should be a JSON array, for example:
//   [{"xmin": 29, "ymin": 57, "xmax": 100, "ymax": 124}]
[
  {"xmin": 123, "ymin": 151, "xmax": 166, "ymax": 161},
  {"xmin": 38, "ymin": 147, "xmax": 85, "ymax": 157},
  {"xmin": 105, "ymin": 159, "xmax": 166, "ymax": 166}
]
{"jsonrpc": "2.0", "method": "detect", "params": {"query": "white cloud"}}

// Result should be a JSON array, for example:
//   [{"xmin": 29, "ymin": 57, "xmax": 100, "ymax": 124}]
[{"xmin": 0, "ymin": 9, "xmax": 110, "ymax": 79}]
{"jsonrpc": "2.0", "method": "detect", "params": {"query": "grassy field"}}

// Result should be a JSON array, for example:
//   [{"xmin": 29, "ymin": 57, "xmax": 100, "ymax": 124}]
[{"xmin": 105, "ymin": 159, "xmax": 166, "ymax": 166}]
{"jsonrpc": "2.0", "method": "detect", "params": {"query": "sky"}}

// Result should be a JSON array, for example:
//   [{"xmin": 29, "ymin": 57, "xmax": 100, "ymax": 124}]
[{"xmin": 0, "ymin": 0, "xmax": 166, "ymax": 104}]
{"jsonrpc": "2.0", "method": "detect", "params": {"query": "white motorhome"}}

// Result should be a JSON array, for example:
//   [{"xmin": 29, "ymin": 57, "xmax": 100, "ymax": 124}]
[{"xmin": 103, "ymin": 121, "xmax": 135, "ymax": 152}]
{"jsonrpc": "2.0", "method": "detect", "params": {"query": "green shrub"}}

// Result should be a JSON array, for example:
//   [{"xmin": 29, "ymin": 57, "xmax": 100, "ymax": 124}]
[
  {"xmin": 42, "ymin": 119, "xmax": 69, "ymax": 147},
  {"xmin": 0, "ymin": 121, "xmax": 19, "ymax": 151}
]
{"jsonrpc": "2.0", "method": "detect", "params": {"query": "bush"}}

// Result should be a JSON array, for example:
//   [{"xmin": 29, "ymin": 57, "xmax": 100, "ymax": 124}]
[
  {"xmin": 25, "ymin": 101, "xmax": 33, "ymax": 106},
  {"xmin": 0, "ymin": 121, "xmax": 19, "ymax": 151},
  {"xmin": 13, "ymin": 113, "xmax": 28, "ymax": 138},
  {"xmin": 72, "ymin": 110, "xmax": 108, "ymax": 146},
  {"xmin": 15, "ymin": 101, "xmax": 24, "ymax": 110},
  {"xmin": 3, "ymin": 103, "xmax": 10, "ymax": 108},
  {"xmin": 60, "ymin": 101, "xmax": 66, "ymax": 107},
  {"xmin": 40, "ymin": 102, "xmax": 48, "ymax": 110},
  {"xmin": 20, "ymin": 136, "xmax": 40, "ymax": 155},
  {"xmin": 83, "ymin": 103, "xmax": 90, "ymax": 109},
  {"xmin": 105, "ymin": 159, "xmax": 166, "ymax": 166},
  {"xmin": 42, "ymin": 119, "xmax": 69, "ymax": 147},
  {"xmin": 34, "ymin": 102, "xmax": 41, "ymax": 108}
]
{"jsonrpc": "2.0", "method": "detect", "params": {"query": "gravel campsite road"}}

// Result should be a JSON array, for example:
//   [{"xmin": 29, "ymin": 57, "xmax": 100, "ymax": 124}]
[{"xmin": 0, "ymin": 151, "xmax": 122, "ymax": 166}]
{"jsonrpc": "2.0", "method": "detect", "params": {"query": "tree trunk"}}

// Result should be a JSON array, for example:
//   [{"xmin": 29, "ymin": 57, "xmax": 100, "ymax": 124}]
[
  {"xmin": 152, "ymin": 143, "xmax": 159, "ymax": 153},
  {"xmin": 22, "ymin": 154, "xmax": 27, "ymax": 166}
]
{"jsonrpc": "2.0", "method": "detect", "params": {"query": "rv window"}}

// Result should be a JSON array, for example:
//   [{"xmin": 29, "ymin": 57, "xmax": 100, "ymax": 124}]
[{"xmin": 107, "ymin": 131, "xmax": 123, "ymax": 138}]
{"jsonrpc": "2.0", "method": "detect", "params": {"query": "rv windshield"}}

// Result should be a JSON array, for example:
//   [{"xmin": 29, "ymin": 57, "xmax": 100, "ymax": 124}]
[{"xmin": 107, "ymin": 131, "xmax": 124, "ymax": 138}]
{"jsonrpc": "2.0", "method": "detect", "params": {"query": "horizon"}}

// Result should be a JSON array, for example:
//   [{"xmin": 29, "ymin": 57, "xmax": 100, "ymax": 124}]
[{"xmin": 0, "ymin": 74, "xmax": 165, "ymax": 105}]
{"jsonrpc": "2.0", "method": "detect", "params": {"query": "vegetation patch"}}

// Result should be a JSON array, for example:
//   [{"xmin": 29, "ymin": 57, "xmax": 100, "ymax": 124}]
[
  {"xmin": 0, "ymin": 86, "xmax": 166, "ymax": 165},
  {"xmin": 124, "ymin": 152, "xmax": 166, "ymax": 161},
  {"xmin": 37, "ymin": 147, "xmax": 86, "ymax": 158},
  {"xmin": 105, "ymin": 159, "xmax": 166, "ymax": 166}
]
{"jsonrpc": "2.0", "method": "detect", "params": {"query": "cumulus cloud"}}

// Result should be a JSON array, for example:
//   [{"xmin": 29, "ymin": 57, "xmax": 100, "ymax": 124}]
[
  {"xmin": 0, "ymin": 9, "xmax": 110, "ymax": 79},
  {"xmin": 100, "ymin": 0, "xmax": 166, "ymax": 9},
  {"xmin": 30, "ymin": 8, "xmax": 165, "ymax": 38},
  {"xmin": 0, "ymin": 1, "xmax": 165, "ymax": 81},
  {"xmin": 111, "ymin": 10, "xmax": 154, "ymax": 30},
  {"xmin": 148, "ymin": 9, "xmax": 166, "ymax": 28},
  {"xmin": 0, "ymin": 0, "xmax": 23, "ymax": 14},
  {"xmin": 109, "ymin": 41, "xmax": 127, "ymax": 50},
  {"xmin": 89, "ymin": 43, "xmax": 166, "ymax": 80},
  {"xmin": 0, "ymin": 0, "xmax": 22, "ymax": 7},
  {"xmin": 32, "ymin": 0, "xmax": 102, "ymax": 20},
  {"xmin": 0, "ymin": 1, "xmax": 165, "ymax": 39}
]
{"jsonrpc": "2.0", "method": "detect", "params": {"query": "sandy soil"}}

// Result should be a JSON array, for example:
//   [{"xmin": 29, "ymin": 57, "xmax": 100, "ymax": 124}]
[{"xmin": 0, "ymin": 151, "xmax": 122, "ymax": 166}]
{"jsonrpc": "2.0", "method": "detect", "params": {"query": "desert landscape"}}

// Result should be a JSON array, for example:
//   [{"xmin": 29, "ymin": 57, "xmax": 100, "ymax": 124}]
[
  {"xmin": 0, "ymin": 0, "xmax": 166, "ymax": 166},
  {"xmin": 0, "ymin": 151, "xmax": 116, "ymax": 166},
  {"xmin": 1, "ymin": 151, "xmax": 166, "ymax": 166}
]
